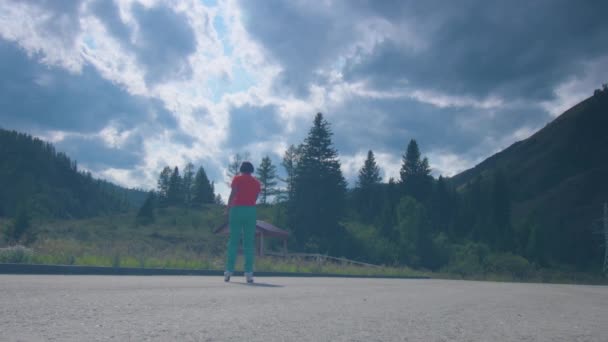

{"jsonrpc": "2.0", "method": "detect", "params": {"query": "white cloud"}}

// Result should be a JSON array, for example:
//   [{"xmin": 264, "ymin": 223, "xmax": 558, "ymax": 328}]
[
  {"xmin": 541, "ymin": 56, "xmax": 608, "ymax": 117},
  {"xmin": 1, "ymin": 0, "xmax": 605, "ymax": 198},
  {"xmin": 426, "ymin": 151, "xmax": 477, "ymax": 178},
  {"xmin": 0, "ymin": 1, "xmax": 85, "ymax": 72},
  {"xmin": 98, "ymin": 122, "xmax": 135, "ymax": 148}
]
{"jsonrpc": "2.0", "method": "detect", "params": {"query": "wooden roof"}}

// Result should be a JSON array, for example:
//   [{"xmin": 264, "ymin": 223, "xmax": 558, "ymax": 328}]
[{"xmin": 213, "ymin": 220, "xmax": 290, "ymax": 238}]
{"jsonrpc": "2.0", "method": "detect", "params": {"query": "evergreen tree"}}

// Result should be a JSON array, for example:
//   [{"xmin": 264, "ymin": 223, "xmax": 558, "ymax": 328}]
[
  {"xmin": 0, "ymin": 129, "xmax": 136, "ymax": 218},
  {"xmin": 357, "ymin": 150, "xmax": 382, "ymax": 189},
  {"xmin": 400, "ymin": 139, "xmax": 421, "ymax": 183},
  {"xmin": 192, "ymin": 166, "xmax": 214, "ymax": 205},
  {"xmin": 280, "ymin": 144, "xmax": 302, "ymax": 202},
  {"xmin": 378, "ymin": 177, "xmax": 400, "ymax": 239},
  {"xmin": 214, "ymin": 194, "xmax": 224, "ymax": 205},
  {"xmin": 430, "ymin": 176, "xmax": 455, "ymax": 236},
  {"xmin": 399, "ymin": 139, "xmax": 432, "ymax": 202},
  {"xmin": 355, "ymin": 150, "xmax": 382, "ymax": 222},
  {"xmin": 6, "ymin": 207, "xmax": 30, "ymax": 244},
  {"xmin": 166, "ymin": 167, "xmax": 183, "ymax": 206},
  {"xmin": 491, "ymin": 170, "xmax": 512, "ymax": 250},
  {"xmin": 136, "ymin": 191, "xmax": 156, "ymax": 225},
  {"xmin": 157, "ymin": 166, "xmax": 172, "ymax": 207},
  {"xmin": 395, "ymin": 196, "xmax": 432, "ymax": 268},
  {"xmin": 257, "ymin": 156, "xmax": 278, "ymax": 204},
  {"xmin": 289, "ymin": 113, "xmax": 347, "ymax": 253},
  {"xmin": 466, "ymin": 175, "xmax": 490, "ymax": 241},
  {"xmin": 182, "ymin": 163, "xmax": 195, "ymax": 207}
]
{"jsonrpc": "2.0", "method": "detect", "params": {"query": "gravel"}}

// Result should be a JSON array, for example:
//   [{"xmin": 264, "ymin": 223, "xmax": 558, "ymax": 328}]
[{"xmin": 0, "ymin": 275, "xmax": 606, "ymax": 341}]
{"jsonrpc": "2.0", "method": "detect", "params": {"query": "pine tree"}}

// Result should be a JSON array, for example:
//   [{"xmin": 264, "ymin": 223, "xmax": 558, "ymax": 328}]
[
  {"xmin": 355, "ymin": 150, "xmax": 382, "ymax": 222},
  {"xmin": 6, "ymin": 207, "xmax": 30, "ymax": 244},
  {"xmin": 157, "ymin": 166, "xmax": 172, "ymax": 207},
  {"xmin": 182, "ymin": 163, "xmax": 195, "ymax": 207},
  {"xmin": 357, "ymin": 150, "xmax": 382, "ymax": 189},
  {"xmin": 257, "ymin": 156, "xmax": 278, "ymax": 204},
  {"xmin": 378, "ymin": 177, "xmax": 399, "ymax": 239},
  {"xmin": 289, "ymin": 113, "xmax": 347, "ymax": 253},
  {"xmin": 399, "ymin": 139, "xmax": 432, "ymax": 202},
  {"xmin": 192, "ymin": 166, "xmax": 214, "ymax": 205},
  {"xmin": 136, "ymin": 191, "xmax": 156, "ymax": 225},
  {"xmin": 166, "ymin": 167, "xmax": 182, "ymax": 206},
  {"xmin": 429, "ymin": 175, "xmax": 457, "ymax": 237},
  {"xmin": 491, "ymin": 170, "xmax": 512, "ymax": 250},
  {"xmin": 395, "ymin": 196, "xmax": 432, "ymax": 267},
  {"xmin": 280, "ymin": 144, "xmax": 302, "ymax": 202}
]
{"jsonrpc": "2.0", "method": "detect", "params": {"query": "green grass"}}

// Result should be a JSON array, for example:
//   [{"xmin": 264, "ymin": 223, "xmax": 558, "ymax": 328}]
[
  {"xmin": 1, "ymin": 207, "xmax": 606, "ymax": 283},
  {"xmin": 0, "ymin": 205, "xmax": 423, "ymax": 277},
  {"xmin": 255, "ymin": 256, "xmax": 425, "ymax": 277}
]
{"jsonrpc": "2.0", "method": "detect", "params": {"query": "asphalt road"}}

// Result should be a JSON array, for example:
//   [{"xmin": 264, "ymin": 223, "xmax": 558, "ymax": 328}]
[{"xmin": 0, "ymin": 275, "xmax": 606, "ymax": 342}]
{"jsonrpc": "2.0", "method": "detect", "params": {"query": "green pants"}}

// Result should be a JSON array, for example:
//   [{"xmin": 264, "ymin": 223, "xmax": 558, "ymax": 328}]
[{"xmin": 225, "ymin": 206, "xmax": 256, "ymax": 273}]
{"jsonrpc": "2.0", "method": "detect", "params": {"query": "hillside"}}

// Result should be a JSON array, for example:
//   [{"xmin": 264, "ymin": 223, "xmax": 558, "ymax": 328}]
[
  {"xmin": 0, "ymin": 128, "xmax": 147, "ymax": 219},
  {"xmin": 451, "ymin": 91, "xmax": 608, "ymax": 266}
]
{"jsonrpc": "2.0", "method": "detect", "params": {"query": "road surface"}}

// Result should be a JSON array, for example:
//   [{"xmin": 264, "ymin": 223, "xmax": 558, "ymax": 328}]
[{"xmin": 0, "ymin": 275, "xmax": 606, "ymax": 341}]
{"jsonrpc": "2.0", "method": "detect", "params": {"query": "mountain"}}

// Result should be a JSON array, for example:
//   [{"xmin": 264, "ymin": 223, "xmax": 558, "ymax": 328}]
[
  {"xmin": 451, "ymin": 89, "xmax": 608, "ymax": 267},
  {"xmin": 0, "ymin": 128, "xmax": 147, "ymax": 218}
]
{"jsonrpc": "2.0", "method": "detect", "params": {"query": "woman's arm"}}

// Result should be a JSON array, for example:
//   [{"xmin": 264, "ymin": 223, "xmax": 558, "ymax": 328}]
[
  {"xmin": 227, "ymin": 188, "xmax": 236, "ymax": 208},
  {"xmin": 224, "ymin": 187, "xmax": 236, "ymax": 216}
]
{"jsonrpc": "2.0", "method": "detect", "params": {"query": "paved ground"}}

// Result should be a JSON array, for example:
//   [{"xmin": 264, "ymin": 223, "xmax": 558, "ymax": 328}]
[{"xmin": 0, "ymin": 275, "xmax": 606, "ymax": 342}]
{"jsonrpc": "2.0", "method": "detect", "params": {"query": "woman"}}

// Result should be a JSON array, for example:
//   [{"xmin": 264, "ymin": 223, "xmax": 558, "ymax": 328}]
[{"xmin": 224, "ymin": 161, "xmax": 261, "ymax": 283}]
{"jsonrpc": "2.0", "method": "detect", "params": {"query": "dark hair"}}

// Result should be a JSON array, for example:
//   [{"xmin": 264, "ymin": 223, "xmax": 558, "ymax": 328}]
[{"xmin": 240, "ymin": 161, "xmax": 254, "ymax": 174}]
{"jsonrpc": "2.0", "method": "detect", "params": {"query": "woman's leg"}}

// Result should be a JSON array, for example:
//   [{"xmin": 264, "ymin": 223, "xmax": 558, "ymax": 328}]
[
  {"xmin": 241, "ymin": 206, "xmax": 257, "ymax": 274},
  {"xmin": 225, "ymin": 207, "xmax": 242, "ymax": 273}
]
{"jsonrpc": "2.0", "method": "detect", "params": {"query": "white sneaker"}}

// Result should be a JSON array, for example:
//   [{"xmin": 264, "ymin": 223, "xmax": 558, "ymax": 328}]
[
  {"xmin": 224, "ymin": 271, "xmax": 232, "ymax": 282},
  {"xmin": 245, "ymin": 272, "xmax": 254, "ymax": 284}
]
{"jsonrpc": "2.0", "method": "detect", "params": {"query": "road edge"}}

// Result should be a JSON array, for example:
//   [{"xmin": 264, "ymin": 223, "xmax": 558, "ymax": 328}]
[{"xmin": 0, "ymin": 263, "xmax": 429, "ymax": 279}]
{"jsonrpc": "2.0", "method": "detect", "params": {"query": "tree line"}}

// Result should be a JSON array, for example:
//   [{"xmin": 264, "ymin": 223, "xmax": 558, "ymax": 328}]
[
  {"xmin": 137, "ymin": 163, "xmax": 220, "ymax": 224},
  {"xmin": 216, "ymin": 112, "xmax": 593, "ymax": 272},
  {"xmin": 0, "ymin": 129, "xmax": 140, "ymax": 220},
  {"xmin": 136, "ymin": 111, "xmax": 598, "ymax": 272}
]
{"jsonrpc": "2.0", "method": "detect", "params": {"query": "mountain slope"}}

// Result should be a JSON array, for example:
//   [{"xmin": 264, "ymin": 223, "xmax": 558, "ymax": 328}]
[
  {"xmin": 451, "ymin": 91, "xmax": 608, "ymax": 266},
  {"xmin": 0, "ymin": 128, "xmax": 146, "ymax": 218}
]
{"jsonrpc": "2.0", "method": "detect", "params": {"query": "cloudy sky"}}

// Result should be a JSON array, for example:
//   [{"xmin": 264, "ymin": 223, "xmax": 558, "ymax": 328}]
[{"xmin": 1, "ymin": 0, "xmax": 607, "ymax": 198}]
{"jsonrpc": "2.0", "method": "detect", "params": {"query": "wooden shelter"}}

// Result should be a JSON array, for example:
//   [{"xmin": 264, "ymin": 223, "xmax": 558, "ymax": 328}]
[{"xmin": 213, "ymin": 220, "xmax": 289, "ymax": 256}]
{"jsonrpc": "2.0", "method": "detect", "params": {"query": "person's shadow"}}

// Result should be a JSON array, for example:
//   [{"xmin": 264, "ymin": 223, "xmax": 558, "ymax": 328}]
[{"xmin": 231, "ymin": 281, "xmax": 284, "ymax": 288}]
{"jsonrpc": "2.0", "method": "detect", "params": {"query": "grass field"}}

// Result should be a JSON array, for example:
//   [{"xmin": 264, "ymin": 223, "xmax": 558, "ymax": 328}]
[
  {"xmin": 1, "ymin": 207, "xmax": 606, "ymax": 283},
  {"xmin": 0, "ymin": 206, "xmax": 424, "ymax": 278}
]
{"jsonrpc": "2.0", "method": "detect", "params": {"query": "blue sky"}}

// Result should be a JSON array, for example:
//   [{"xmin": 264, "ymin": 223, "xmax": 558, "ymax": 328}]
[{"xmin": 0, "ymin": 0, "xmax": 607, "ymax": 199}]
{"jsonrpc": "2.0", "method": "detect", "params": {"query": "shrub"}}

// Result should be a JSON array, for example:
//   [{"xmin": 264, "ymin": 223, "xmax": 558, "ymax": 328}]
[
  {"xmin": 485, "ymin": 252, "xmax": 533, "ymax": 279},
  {"xmin": 5, "ymin": 209, "xmax": 31, "ymax": 244},
  {"xmin": 428, "ymin": 232, "xmax": 451, "ymax": 270},
  {"xmin": 441, "ymin": 242, "xmax": 489, "ymax": 277},
  {"xmin": 0, "ymin": 245, "xmax": 34, "ymax": 263}
]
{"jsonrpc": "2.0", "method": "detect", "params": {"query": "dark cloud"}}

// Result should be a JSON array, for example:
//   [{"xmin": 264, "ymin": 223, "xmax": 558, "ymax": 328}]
[
  {"xmin": 90, "ymin": 0, "xmax": 131, "ymax": 45},
  {"xmin": 226, "ymin": 104, "xmax": 283, "ymax": 148},
  {"xmin": 347, "ymin": 1, "xmax": 608, "ymax": 101},
  {"xmin": 91, "ymin": 1, "xmax": 197, "ymax": 84},
  {"xmin": 131, "ymin": 3, "xmax": 196, "ymax": 83},
  {"xmin": 0, "ymin": 40, "xmax": 176, "ymax": 133},
  {"xmin": 331, "ymin": 96, "xmax": 552, "ymax": 160},
  {"xmin": 239, "ymin": 0, "xmax": 608, "ymax": 102},
  {"xmin": 235, "ymin": 0, "xmax": 606, "ymax": 177},
  {"xmin": 237, "ymin": 0, "xmax": 357, "ymax": 96}
]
